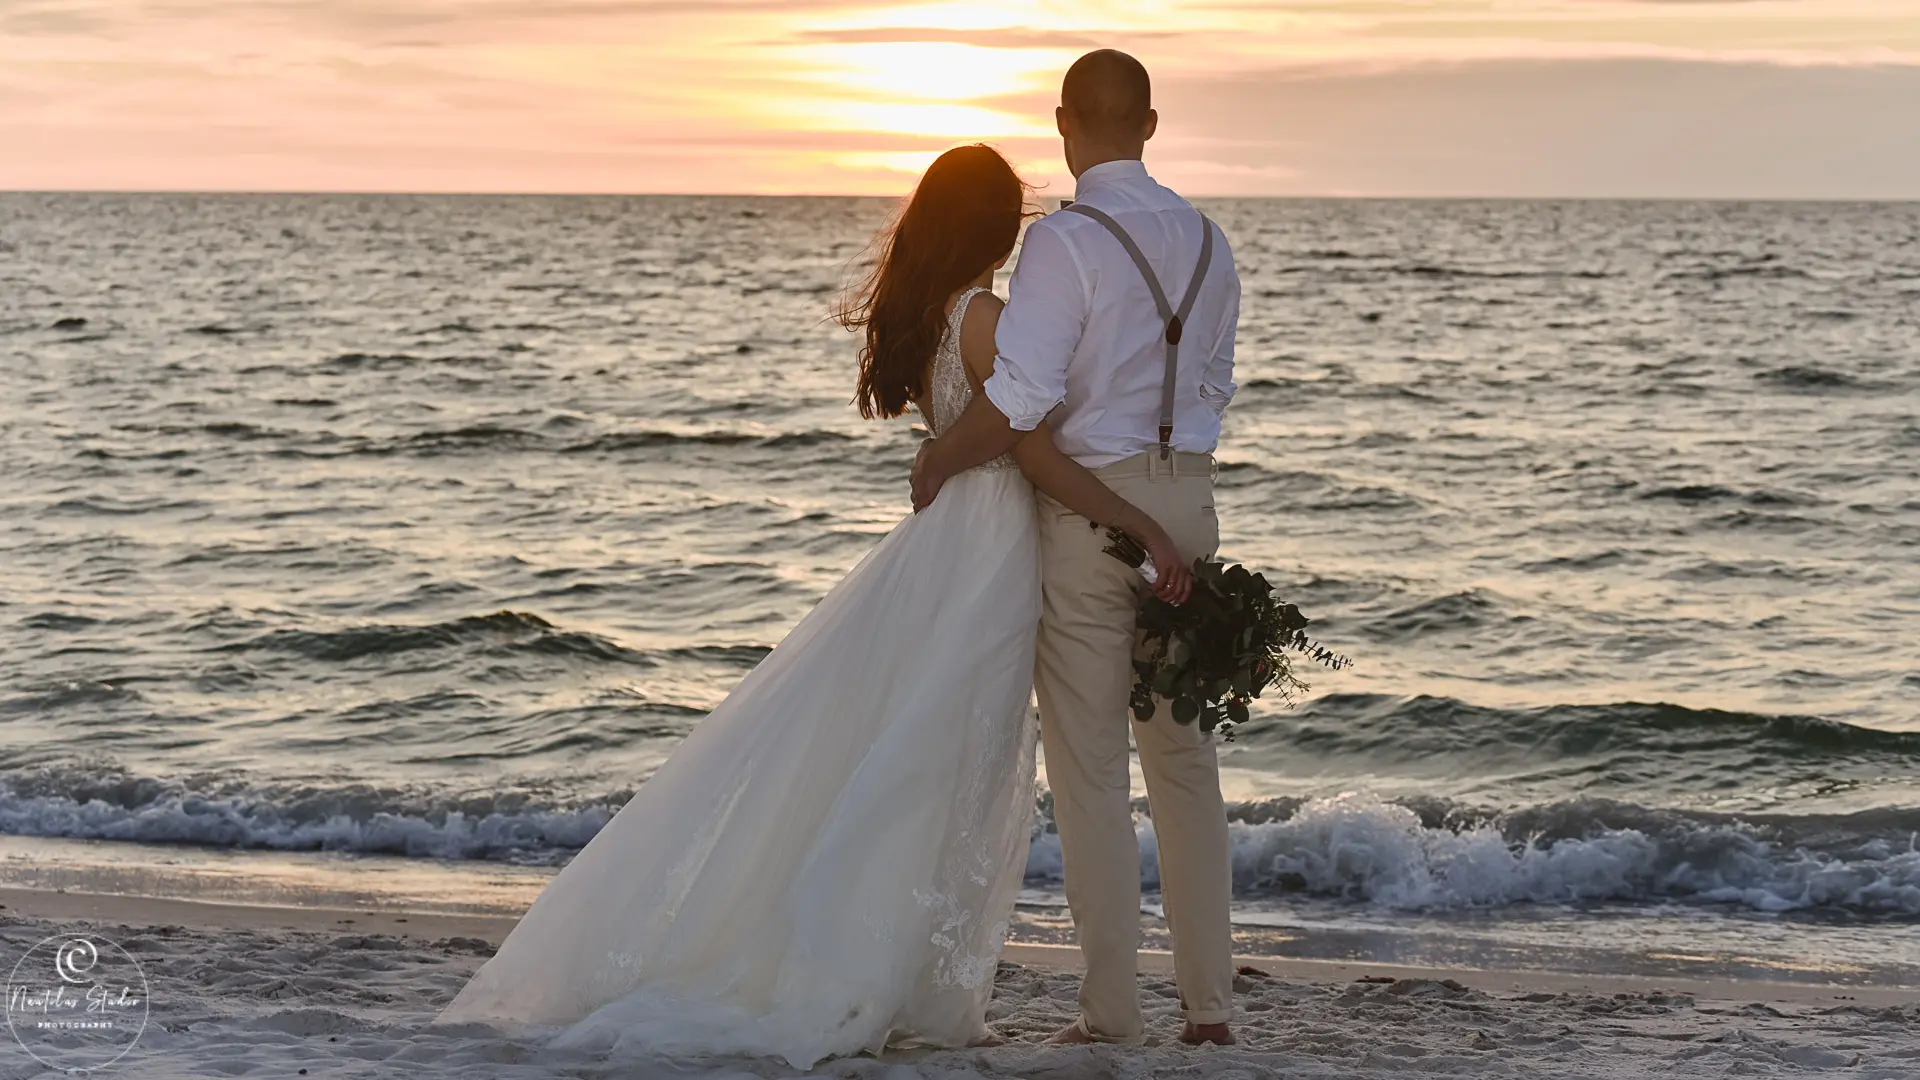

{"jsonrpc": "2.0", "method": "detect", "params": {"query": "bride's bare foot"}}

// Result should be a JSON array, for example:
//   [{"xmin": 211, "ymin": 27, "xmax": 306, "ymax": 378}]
[
  {"xmin": 1179, "ymin": 1022, "xmax": 1234, "ymax": 1046},
  {"xmin": 1046, "ymin": 1021, "xmax": 1095, "ymax": 1045},
  {"xmin": 968, "ymin": 1033, "xmax": 1008, "ymax": 1048}
]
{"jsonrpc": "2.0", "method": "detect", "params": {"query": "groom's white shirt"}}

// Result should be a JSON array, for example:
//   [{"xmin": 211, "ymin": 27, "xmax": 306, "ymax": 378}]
[{"xmin": 984, "ymin": 159, "xmax": 1240, "ymax": 469}]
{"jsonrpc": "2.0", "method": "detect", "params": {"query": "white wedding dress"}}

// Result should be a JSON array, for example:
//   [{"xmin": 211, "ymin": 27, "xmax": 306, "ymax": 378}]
[{"xmin": 438, "ymin": 287, "xmax": 1040, "ymax": 1068}]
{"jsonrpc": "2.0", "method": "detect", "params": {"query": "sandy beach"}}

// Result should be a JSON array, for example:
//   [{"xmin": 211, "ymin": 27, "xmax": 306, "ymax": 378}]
[{"xmin": 3, "ymin": 887, "xmax": 1913, "ymax": 1079}]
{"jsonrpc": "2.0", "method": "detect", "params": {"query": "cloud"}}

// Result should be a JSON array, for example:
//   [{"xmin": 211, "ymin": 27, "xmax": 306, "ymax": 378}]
[
  {"xmin": 607, "ymin": 126, "xmax": 1029, "ymax": 153},
  {"xmin": 1146, "ymin": 56, "xmax": 1920, "ymax": 197},
  {"xmin": 131, "ymin": 0, "xmax": 882, "ymax": 39},
  {"xmin": 789, "ymin": 27, "xmax": 1104, "ymax": 49},
  {"xmin": 6, "ymin": 0, "xmax": 1919, "ymax": 195},
  {"xmin": 2, "ymin": 1, "xmax": 118, "ymax": 37},
  {"xmin": 1211, "ymin": 0, "xmax": 1783, "ymax": 8}
]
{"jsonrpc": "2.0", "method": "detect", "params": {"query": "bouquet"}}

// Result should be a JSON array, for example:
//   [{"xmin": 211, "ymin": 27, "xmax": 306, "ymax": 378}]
[{"xmin": 1103, "ymin": 528, "xmax": 1350, "ymax": 738}]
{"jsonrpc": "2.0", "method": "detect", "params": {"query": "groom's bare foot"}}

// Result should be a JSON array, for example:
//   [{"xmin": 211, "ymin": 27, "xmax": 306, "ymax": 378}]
[
  {"xmin": 1179, "ymin": 1022, "xmax": 1234, "ymax": 1046},
  {"xmin": 1046, "ymin": 1021, "xmax": 1095, "ymax": 1045}
]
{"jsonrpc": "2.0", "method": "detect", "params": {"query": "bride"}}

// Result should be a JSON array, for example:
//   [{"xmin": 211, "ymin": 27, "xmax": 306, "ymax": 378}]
[{"xmin": 437, "ymin": 145, "xmax": 1192, "ymax": 1068}]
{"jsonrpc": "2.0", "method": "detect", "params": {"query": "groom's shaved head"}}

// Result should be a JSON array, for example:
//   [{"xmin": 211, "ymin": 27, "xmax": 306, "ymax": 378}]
[{"xmin": 1061, "ymin": 50, "xmax": 1151, "ymax": 141}]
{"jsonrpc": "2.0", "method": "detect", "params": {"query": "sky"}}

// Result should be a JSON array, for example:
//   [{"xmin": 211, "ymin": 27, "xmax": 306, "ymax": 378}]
[{"xmin": 3, "ymin": 0, "xmax": 1918, "ymax": 197}]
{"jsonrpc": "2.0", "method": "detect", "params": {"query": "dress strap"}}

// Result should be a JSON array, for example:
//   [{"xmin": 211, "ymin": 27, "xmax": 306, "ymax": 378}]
[{"xmin": 950, "ymin": 285, "xmax": 990, "ymax": 334}]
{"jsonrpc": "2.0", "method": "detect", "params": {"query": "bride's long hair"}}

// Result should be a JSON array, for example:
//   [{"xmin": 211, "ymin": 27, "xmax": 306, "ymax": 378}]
[{"xmin": 837, "ymin": 144, "xmax": 1030, "ymax": 420}]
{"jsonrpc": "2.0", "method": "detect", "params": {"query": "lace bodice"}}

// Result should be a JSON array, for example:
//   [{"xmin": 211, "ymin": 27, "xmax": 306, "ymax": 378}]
[{"xmin": 922, "ymin": 287, "xmax": 1018, "ymax": 471}]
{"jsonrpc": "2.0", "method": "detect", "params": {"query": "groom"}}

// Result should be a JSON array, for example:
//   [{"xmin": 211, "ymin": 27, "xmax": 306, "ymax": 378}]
[{"xmin": 911, "ymin": 50, "xmax": 1240, "ymax": 1046}]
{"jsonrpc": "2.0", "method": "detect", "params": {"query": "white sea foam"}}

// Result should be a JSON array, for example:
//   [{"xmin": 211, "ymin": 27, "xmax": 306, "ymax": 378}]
[
  {"xmin": 0, "ymin": 788, "xmax": 611, "ymax": 862},
  {"xmin": 1024, "ymin": 792, "xmax": 1920, "ymax": 915},
  {"xmin": 5, "ymin": 778, "xmax": 1916, "ymax": 915}
]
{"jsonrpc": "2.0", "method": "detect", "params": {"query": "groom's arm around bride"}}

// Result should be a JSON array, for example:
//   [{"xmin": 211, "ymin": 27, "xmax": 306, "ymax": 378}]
[{"xmin": 913, "ymin": 49, "xmax": 1243, "ymax": 1047}]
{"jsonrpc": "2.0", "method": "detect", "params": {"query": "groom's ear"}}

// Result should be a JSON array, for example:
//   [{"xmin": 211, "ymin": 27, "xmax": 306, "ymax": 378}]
[
  {"xmin": 1142, "ymin": 108, "xmax": 1158, "ymax": 143},
  {"xmin": 1055, "ymin": 106, "xmax": 1070, "ymax": 138}
]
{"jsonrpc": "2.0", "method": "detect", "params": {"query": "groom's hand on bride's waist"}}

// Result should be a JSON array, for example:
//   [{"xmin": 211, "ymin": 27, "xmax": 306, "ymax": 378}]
[
  {"xmin": 910, "ymin": 439, "xmax": 945, "ymax": 512},
  {"xmin": 912, "ymin": 397, "xmax": 1026, "ymax": 511}
]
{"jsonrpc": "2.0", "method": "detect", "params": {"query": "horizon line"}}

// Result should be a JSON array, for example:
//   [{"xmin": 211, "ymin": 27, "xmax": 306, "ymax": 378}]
[{"xmin": 7, "ymin": 188, "xmax": 1920, "ymax": 204}]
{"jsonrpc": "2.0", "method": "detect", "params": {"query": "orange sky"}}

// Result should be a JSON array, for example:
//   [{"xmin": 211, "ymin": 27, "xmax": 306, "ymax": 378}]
[{"xmin": 4, "ymin": 1, "xmax": 1919, "ymax": 197}]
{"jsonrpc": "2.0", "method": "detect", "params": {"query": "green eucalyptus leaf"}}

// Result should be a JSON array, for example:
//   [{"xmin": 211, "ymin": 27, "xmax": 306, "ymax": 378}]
[{"xmin": 1171, "ymin": 696, "xmax": 1201, "ymax": 725}]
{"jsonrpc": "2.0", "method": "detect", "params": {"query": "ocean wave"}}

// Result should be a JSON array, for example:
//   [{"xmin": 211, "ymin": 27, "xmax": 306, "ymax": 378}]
[
  {"xmin": 321, "ymin": 352, "xmax": 426, "ymax": 370},
  {"xmin": 313, "ymin": 427, "xmax": 859, "ymax": 457},
  {"xmin": 404, "ymin": 424, "xmax": 547, "ymax": 450},
  {"xmin": 4, "ymin": 767, "xmax": 1915, "ymax": 915},
  {"xmin": 1027, "ymin": 792, "xmax": 1920, "ymax": 916},
  {"xmin": 0, "ymin": 679, "xmax": 145, "ymax": 715},
  {"xmin": 662, "ymin": 643, "xmax": 773, "ymax": 667},
  {"xmin": 563, "ymin": 429, "xmax": 856, "ymax": 454},
  {"xmin": 42, "ymin": 496, "xmax": 208, "ymax": 516},
  {"xmin": 0, "ymin": 766, "xmax": 618, "ymax": 863},
  {"xmin": 1236, "ymin": 374, "xmax": 1340, "ymax": 395},
  {"xmin": 18, "ymin": 612, "xmax": 107, "ymax": 632},
  {"xmin": 1518, "ymin": 549, "xmax": 1635, "ymax": 573},
  {"xmin": 1639, "ymin": 483, "xmax": 1813, "ymax": 507},
  {"xmin": 1664, "ymin": 262, "xmax": 1814, "ymax": 283},
  {"xmin": 1359, "ymin": 590, "xmax": 1520, "ymax": 641},
  {"xmin": 1304, "ymin": 483, "xmax": 1424, "ymax": 514},
  {"xmin": 1698, "ymin": 509, "xmax": 1827, "ymax": 533},
  {"xmin": 1662, "ymin": 557, "xmax": 1834, "ymax": 583},
  {"xmin": 74, "ymin": 414, "xmax": 870, "ymax": 460},
  {"xmin": 1235, "ymin": 693, "xmax": 1920, "ymax": 763},
  {"xmin": 1392, "ymin": 264, "xmax": 1613, "ymax": 281},
  {"xmin": 220, "ymin": 610, "xmax": 655, "ymax": 667},
  {"xmin": 1211, "ymin": 463, "xmax": 1422, "ymax": 513},
  {"xmin": 1754, "ymin": 365, "xmax": 1864, "ymax": 391}
]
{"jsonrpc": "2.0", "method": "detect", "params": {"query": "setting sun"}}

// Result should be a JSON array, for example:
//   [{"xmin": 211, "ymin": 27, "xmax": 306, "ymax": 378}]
[{"xmin": 789, "ymin": 41, "xmax": 1064, "ymax": 103}]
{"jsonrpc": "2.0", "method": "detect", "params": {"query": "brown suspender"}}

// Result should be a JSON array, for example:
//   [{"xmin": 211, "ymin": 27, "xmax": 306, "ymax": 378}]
[{"xmin": 1060, "ymin": 203, "xmax": 1215, "ymax": 460}]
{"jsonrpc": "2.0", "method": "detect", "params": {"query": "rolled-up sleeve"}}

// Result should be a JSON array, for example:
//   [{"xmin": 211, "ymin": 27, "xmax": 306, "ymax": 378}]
[
  {"xmin": 1198, "ymin": 237, "xmax": 1240, "ymax": 416},
  {"xmin": 984, "ymin": 218, "xmax": 1086, "ymax": 431}
]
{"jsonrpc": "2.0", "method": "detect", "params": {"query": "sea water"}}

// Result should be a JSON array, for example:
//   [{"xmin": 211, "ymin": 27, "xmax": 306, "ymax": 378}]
[{"xmin": 3, "ymin": 194, "xmax": 1916, "ymax": 984}]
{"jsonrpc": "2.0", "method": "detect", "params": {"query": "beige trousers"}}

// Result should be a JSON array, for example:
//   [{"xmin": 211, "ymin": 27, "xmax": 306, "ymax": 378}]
[{"xmin": 1033, "ymin": 450, "xmax": 1233, "ymax": 1039}]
